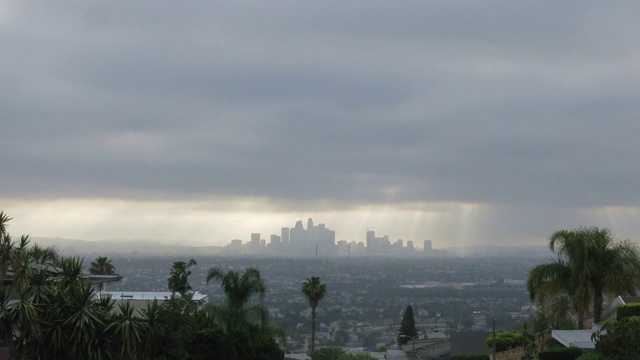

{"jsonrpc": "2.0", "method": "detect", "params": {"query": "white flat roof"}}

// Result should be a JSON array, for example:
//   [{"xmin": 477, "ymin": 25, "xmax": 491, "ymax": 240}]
[
  {"xmin": 552, "ymin": 328, "xmax": 599, "ymax": 349},
  {"xmin": 97, "ymin": 291, "xmax": 208, "ymax": 301}
]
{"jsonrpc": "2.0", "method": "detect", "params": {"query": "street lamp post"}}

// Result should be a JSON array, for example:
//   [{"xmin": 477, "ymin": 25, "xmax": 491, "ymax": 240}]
[
  {"xmin": 479, "ymin": 311, "xmax": 496, "ymax": 360},
  {"xmin": 491, "ymin": 316, "xmax": 496, "ymax": 360}
]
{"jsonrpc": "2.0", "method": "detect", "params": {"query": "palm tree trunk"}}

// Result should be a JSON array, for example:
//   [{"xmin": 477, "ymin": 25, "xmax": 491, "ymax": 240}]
[
  {"xmin": 311, "ymin": 306, "xmax": 316, "ymax": 352},
  {"xmin": 593, "ymin": 292, "xmax": 603, "ymax": 324},
  {"xmin": 577, "ymin": 310, "xmax": 584, "ymax": 329}
]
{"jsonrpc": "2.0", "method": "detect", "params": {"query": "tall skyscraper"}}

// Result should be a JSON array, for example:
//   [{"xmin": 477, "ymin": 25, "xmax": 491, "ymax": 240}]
[
  {"xmin": 251, "ymin": 233, "xmax": 260, "ymax": 247},
  {"xmin": 424, "ymin": 240, "xmax": 432, "ymax": 251}
]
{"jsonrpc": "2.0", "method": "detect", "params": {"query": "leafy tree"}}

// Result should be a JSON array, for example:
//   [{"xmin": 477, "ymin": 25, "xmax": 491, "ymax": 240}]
[
  {"xmin": 397, "ymin": 305, "xmax": 418, "ymax": 345},
  {"xmin": 301, "ymin": 276, "xmax": 327, "ymax": 352},
  {"xmin": 334, "ymin": 329, "xmax": 350, "ymax": 346},
  {"xmin": 485, "ymin": 332, "xmax": 523, "ymax": 352},
  {"xmin": 527, "ymin": 227, "xmax": 640, "ymax": 327},
  {"xmin": 591, "ymin": 304, "xmax": 640, "ymax": 360},
  {"xmin": 168, "ymin": 258, "xmax": 197, "ymax": 295}
]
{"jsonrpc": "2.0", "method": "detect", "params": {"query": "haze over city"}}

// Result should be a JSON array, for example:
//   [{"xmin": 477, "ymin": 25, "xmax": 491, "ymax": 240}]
[{"xmin": 2, "ymin": 1, "xmax": 639, "ymax": 248}]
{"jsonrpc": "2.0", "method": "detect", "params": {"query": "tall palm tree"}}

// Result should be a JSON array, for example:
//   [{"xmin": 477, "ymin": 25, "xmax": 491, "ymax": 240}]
[
  {"xmin": 206, "ymin": 266, "xmax": 267, "ymax": 329},
  {"xmin": 527, "ymin": 227, "xmax": 640, "ymax": 327},
  {"xmin": 89, "ymin": 256, "xmax": 116, "ymax": 291},
  {"xmin": 301, "ymin": 276, "xmax": 327, "ymax": 352}
]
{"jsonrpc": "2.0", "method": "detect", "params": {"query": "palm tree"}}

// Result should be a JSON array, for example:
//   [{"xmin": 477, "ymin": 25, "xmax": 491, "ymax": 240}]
[
  {"xmin": 206, "ymin": 266, "xmax": 267, "ymax": 329},
  {"xmin": 89, "ymin": 256, "xmax": 116, "ymax": 291},
  {"xmin": 0, "ymin": 235, "xmax": 15, "ymax": 286},
  {"xmin": 527, "ymin": 227, "xmax": 640, "ymax": 327},
  {"xmin": 0, "ymin": 212, "xmax": 14, "ymax": 285},
  {"xmin": 0, "ymin": 211, "xmax": 11, "ymax": 239},
  {"xmin": 0, "ymin": 287, "xmax": 15, "ymax": 352},
  {"xmin": 29, "ymin": 244, "xmax": 58, "ymax": 266},
  {"xmin": 301, "ymin": 276, "xmax": 327, "ymax": 352}
]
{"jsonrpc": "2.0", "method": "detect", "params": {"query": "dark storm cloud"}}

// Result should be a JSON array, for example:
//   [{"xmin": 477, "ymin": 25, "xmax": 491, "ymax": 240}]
[{"xmin": 2, "ymin": 1, "xmax": 640, "ymax": 208}]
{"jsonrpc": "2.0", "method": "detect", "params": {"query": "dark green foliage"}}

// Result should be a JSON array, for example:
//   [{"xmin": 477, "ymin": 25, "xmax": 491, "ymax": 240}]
[
  {"xmin": 521, "ymin": 323, "xmax": 537, "ymax": 360},
  {"xmin": 0, "ymin": 213, "xmax": 287, "ymax": 360},
  {"xmin": 397, "ymin": 305, "xmax": 418, "ymax": 345},
  {"xmin": 309, "ymin": 346, "xmax": 346, "ymax": 360},
  {"xmin": 450, "ymin": 355, "xmax": 490, "ymax": 360},
  {"xmin": 575, "ymin": 352, "xmax": 607, "ymax": 360},
  {"xmin": 485, "ymin": 331, "xmax": 523, "ymax": 352},
  {"xmin": 167, "ymin": 258, "xmax": 196, "ymax": 295},
  {"xmin": 333, "ymin": 329, "xmax": 350, "ymax": 346},
  {"xmin": 527, "ymin": 227, "xmax": 640, "ymax": 328},
  {"xmin": 308, "ymin": 347, "xmax": 374, "ymax": 360},
  {"xmin": 0, "ymin": 242, "xmax": 284, "ymax": 359},
  {"xmin": 538, "ymin": 347, "xmax": 583, "ymax": 360},
  {"xmin": 616, "ymin": 303, "xmax": 640, "ymax": 319},
  {"xmin": 545, "ymin": 337, "xmax": 564, "ymax": 348},
  {"xmin": 592, "ymin": 316, "xmax": 640, "ymax": 360}
]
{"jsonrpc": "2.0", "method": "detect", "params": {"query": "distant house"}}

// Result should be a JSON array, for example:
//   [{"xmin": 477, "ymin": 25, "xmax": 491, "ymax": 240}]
[
  {"xmin": 552, "ymin": 295, "xmax": 640, "ymax": 350},
  {"xmin": 2, "ymin": 266, "xmax": 122, "ymax": 300},
  {"xmin": 600, "ymin": 295, "xmax": 640, "ymax": 321},
  {"xmin": 96, "ymin": 291, "xmax": 208, "ymax": 313},
  {"xmin": 552, "ymin": 326, "xmax": 599, "ymax": 350}
]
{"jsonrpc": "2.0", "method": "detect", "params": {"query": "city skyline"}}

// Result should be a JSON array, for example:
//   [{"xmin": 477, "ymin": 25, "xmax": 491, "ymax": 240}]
[
  {"xmin": 2, "ymin": 1, "xmax": 640, "ymax": 248},
  {"xmin": 226, "ymin": 217, "xmax": 433, "ymax": 256}
]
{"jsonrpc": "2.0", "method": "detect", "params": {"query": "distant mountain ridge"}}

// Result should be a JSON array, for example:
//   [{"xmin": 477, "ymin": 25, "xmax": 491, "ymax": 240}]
[
  {"xmin": 439, "ymin": 244, "xmax": 552, "ymax": 257},
  {"xmin": 30, "ymin": 237, "xmax": 226, "ymax": 256},
  {"xmin": 30, "ymin": 237, "xmax": 551, "ymax": 258}
]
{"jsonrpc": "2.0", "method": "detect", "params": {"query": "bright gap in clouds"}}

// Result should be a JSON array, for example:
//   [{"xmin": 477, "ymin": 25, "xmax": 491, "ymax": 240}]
[
  {"xmin": 3, "ymin": 199, "xmax": 640, "ymax": 249},
  {"xmin": 2, "ymin": 198, "xmax": 495, "ymax": 248}
]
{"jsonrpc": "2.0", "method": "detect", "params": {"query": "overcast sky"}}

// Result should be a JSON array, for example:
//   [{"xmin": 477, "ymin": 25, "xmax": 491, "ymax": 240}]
[{"xmin": 2, "ymin": 1, "xmax": 639, "ymax": 248}]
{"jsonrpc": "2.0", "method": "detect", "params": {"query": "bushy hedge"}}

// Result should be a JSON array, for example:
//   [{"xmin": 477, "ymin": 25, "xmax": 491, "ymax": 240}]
[
  {"xmin": 616, "ymin": 303, "xmax": 640, "ymax": 319},
  {"xmin": 575, "ymin": 352, "xmax": 606, "ymax": 360},
  {"xmin": 450, "ymin": 354, "xmax": 490, "ymax": 360},
  {"xmin": 538, "ymin": 347, "xmax": 583, "ymax": 360},
  {"xmin": 485, "ymin": 332, "xmax": 524, "ymax": 352}
]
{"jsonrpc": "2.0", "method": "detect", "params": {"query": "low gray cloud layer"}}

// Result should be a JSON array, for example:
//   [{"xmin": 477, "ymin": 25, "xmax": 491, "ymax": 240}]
[{"xmin": 2, "ymin": 1, "xmax": 640, "ymax": 244}]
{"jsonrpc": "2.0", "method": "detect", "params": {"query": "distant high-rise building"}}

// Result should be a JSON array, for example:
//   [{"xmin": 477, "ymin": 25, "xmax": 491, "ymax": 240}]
[
  {"xmin": 366, "ymin": 230, "xmax": 375, "ymax": 248},
  {"xmin": 281, "ymin": 227, "xmax": 290, "ymax": 244},
  {"xmin": 366, "ymin": 230, "xmax": 392, "ymax": 255},
  {"xmin": 287, "ymin": 218, "xmax": 336, "ymax": 256},
  {"xmin": 251, "ymin": 233, "xmax": 260, "ymax": 247},
  {"xmin": 336, "ymin": 240, "xmax": 348, "ymax": 255},
  {"xmin": 424, "ymin": 240, "xmax": 432, "ymax": 251},
  {"xmin": 392, "ymin": 239, "xmax": 403, "ymax": 253},
  {"xmin": 270, "ymin": 234, "xmax": 281, "ymax": 245},
  {"xmin": 407, "ymin": 240, "xmax": 414, "ymax": 251}
]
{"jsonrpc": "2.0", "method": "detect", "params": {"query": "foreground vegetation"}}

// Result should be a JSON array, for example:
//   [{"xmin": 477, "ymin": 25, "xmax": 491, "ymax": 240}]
[
  {"xmin": 524, "ymin": 227, "xmax": 640, "ymax": 359},
  {"xmin": 0, "ymin": 211, "xmax": 285, "ymax": 359}
]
